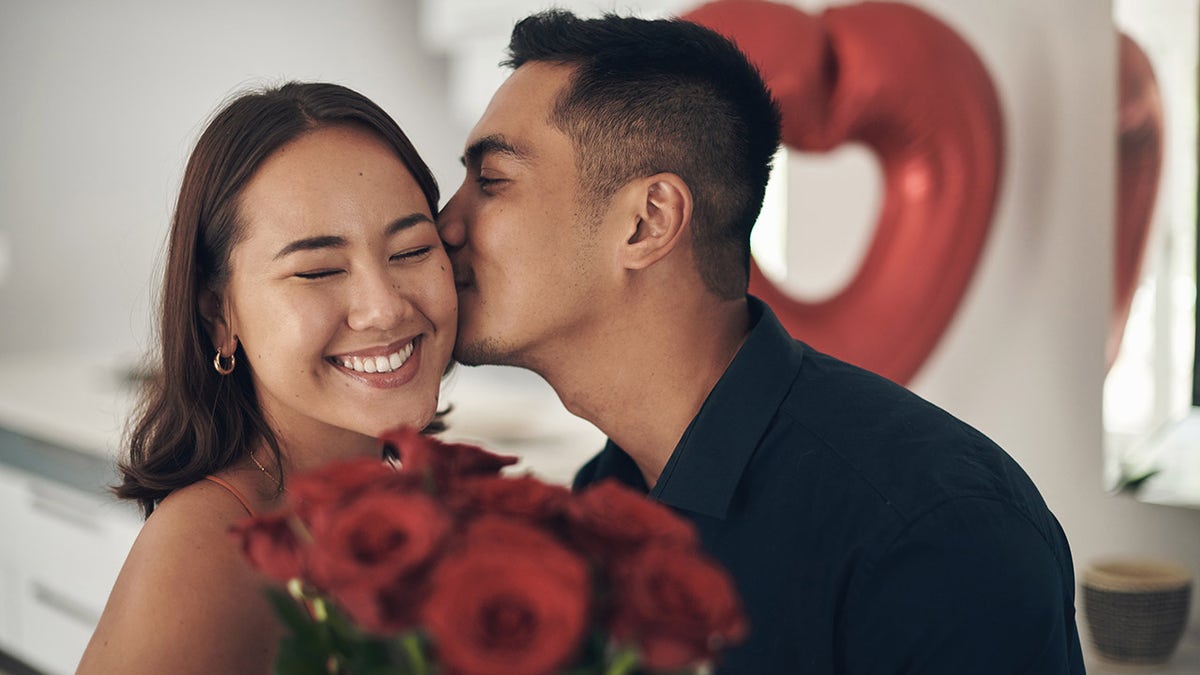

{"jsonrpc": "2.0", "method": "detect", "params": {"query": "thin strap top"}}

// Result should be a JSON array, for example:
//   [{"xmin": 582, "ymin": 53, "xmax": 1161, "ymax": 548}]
[{"xmin": 203, "ymin": 474, "xmax": 256, "ymax": 517}]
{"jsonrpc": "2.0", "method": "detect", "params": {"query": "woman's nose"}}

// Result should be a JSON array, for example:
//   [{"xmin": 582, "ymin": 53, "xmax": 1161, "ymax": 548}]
[{"xmin": 346, "ymin": 266, "xmax": 411, "ymax": 332}]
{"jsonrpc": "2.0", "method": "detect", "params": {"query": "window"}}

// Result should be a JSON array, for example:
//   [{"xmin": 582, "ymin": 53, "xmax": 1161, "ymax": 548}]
[{"xmin": 1105, "ymin": 0, "xmax": 1199, "ymax": 503}]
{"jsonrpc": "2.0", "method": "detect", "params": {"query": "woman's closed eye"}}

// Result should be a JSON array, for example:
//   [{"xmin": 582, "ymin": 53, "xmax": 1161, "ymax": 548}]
[
  {"xmin": 294, "ymin": 268, "xmax": 342, "ymax": 280},
  {"xmin": 291, "ymin": 245, "xmax": 434, "ymax": 280},
  {"xmin": 391, "ymin": 246, "xmax": 434, "ymax": 263}
]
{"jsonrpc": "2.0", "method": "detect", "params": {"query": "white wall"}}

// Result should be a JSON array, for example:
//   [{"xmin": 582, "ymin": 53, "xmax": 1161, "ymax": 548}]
[{"xmin": 0, "ymin": 0, "xmax": 465, "ymax": 357}]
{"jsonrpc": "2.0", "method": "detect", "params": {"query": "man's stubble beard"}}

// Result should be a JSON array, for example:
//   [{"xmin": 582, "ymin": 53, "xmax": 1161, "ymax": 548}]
[
  {"xmin": 453, "ymin": 204, "xmax": 603, "ymax": 370},
  {"xmin": 453, "ymin": 334, "xmax": 522, "ymax": 368}
]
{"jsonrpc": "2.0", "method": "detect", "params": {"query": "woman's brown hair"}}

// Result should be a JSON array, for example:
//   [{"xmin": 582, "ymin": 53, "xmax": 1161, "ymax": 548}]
[{"xmin": 117, "ymin": 82, "xmax": 439, "ymax": 518}]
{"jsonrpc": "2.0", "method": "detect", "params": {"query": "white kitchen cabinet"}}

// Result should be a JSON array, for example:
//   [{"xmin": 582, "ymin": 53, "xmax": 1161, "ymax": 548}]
[
  {"xmin": 0, "ymin": 463, "xmax": 25, "ymax": 651},
  {"xmin": 0, "ymin": 461, "xmax": 140, "ymax": 675}
]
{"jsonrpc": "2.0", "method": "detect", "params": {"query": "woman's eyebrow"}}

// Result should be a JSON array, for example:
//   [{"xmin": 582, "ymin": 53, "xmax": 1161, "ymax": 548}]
[
  {"xmin": 386, "ymin": 213, "xmax": 433, "ymax": 236},
  {"xmin": 274, "ymin": 235, "xmax": 345, "ymax": 260},
  {"xmin": 273, "ymin": 213, "xmax": 432, "ymax": 260}
]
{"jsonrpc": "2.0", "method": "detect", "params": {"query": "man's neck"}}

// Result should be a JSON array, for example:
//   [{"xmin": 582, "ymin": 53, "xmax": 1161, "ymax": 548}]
[{"xmin": 534, "ymin": 295, "xmax": 752, "ymax": 488}]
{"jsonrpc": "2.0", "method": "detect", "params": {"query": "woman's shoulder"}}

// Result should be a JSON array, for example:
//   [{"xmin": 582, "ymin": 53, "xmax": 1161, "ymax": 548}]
[
  {"xmin": 160, "ymin": 473, "xmax": 258, "ymax": 520},
  {"xmin": 125, "ymin": 474, "xmax": 282, "ymax": 608},
  {"xmin": 77, "ymin": 476, "xmax": 280, "ymax": 674},
  {"xmin": 141, "ymin": 477, "xmax": 253, "ymax": 549}
]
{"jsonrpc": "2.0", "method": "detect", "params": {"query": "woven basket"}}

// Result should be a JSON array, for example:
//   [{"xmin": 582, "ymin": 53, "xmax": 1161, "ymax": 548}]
[{"xmin": 1082, "ymin": 558, "xmax": 1192, "ymax": 665}]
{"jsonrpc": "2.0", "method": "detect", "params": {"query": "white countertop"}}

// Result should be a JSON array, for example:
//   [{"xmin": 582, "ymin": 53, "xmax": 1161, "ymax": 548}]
[
  {"xmin": 0, "ymin": 352, "xmax": 604, "ymax": 484},
  {"xmin": 0, "ymin": 351, "xmax": 139, "ymax": 458}
]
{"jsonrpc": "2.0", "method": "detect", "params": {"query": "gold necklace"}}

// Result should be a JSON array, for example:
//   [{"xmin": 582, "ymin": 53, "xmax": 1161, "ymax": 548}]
[{"xmin": 249, "ymin": 448, "xmax": 283, "ymax": 492}]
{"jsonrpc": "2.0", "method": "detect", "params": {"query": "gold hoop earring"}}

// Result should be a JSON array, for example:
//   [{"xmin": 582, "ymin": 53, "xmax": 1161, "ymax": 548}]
[{"xmin": 213, "ymin": 349, "xmax": 235, "ymax": 375}]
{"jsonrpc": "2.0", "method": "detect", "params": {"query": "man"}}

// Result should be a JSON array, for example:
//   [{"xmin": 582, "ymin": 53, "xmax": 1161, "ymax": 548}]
[{"xmin": 438, "ymin": 9, "xmax": 1084, "ymax": 673}]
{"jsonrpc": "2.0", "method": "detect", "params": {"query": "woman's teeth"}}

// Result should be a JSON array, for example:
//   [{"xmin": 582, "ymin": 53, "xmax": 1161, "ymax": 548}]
[{"xmin": 338, "ymin": 341, "xmax": 415, "ymax": 374}]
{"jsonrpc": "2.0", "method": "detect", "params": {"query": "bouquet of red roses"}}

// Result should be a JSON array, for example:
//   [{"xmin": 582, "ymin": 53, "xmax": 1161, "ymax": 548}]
[{"xmin": 231, "ymin": 427, "xmax": 747, "ymax": 675}]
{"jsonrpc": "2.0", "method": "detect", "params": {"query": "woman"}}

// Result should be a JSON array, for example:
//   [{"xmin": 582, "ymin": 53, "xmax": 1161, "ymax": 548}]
[{"xmin": 78, "ymin": 82, "xmax": 457, "ymax": 673}]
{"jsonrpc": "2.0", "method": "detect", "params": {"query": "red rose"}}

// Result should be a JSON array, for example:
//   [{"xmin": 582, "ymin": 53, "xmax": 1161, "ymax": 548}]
[
  {"xmin": 422, "ymin": 517, "xmax": 591, "ymax": 675},
  {"xmin": 566, "ymin": 479, "xmax": 699, "ymax": 561},
  {"xmin": 307, "ymin": 490, "xmax": 451, "ymax": 596},
  {"xmin": 229, "ymin": 512, "xmax": 305, "ymax": 582},
  {"xmin": 609, "ymin": 543, "xmax": 748, "ymax": 670},
  {"xmin": 380, "ymin": 426, "xmax": 519, "ymax": 490},
  {"xmin": 287, "ymin": 456, "xmax": 398, "ymax": 522},
  {"xmin": 447, "ymin": 474, "xmax": 572, "ymax": 525},
  {"xmin": 334, "ymin": 580, "xmax": 426, "ymax": 635}
]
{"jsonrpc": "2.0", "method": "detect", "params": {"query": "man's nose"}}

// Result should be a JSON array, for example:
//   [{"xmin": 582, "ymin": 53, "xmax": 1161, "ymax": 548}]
[{"xmin": 437, "ymin": 190, "xmax": 467, "ymax": 251}]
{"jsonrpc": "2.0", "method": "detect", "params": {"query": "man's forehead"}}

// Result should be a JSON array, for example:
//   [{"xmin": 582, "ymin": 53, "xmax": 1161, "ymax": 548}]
[{"xmin": 463, "ymin": 62, "xmax": 575, "ymax": 154}]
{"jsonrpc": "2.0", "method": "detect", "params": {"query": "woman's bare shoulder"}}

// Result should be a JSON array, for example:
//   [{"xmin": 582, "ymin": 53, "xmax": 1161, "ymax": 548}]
[
  {"xmin": 77, "ymin": 479, "xmax": 280, "ymax": 674},
  {"xmin": 131, "ymin": 478, "xmax": 258, "ymax": 573}
]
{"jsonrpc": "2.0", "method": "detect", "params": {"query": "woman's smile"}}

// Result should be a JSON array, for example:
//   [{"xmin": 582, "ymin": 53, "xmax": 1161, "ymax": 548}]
[{"xmin": 327, "ymin": 336, "xmax": 423, "ymax": 388}]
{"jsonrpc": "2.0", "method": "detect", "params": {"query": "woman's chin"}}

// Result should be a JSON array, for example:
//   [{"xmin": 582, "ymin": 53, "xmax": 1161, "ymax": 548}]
[{"xmin": 367, "ymin": 406, "xmax": 437, "ymax": 437}]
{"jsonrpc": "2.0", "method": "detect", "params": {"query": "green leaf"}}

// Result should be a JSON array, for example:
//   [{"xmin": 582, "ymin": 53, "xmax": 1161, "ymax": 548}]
[
  {"xmin": 1116, "ymin": 467, "xmax": 1159, "ymax": 493},
  {"xmin": 273, "ymin": 631, "xmax": 334, "ymax": 675},
  {"xmin": 338, "ymin": 636, "xmax": 394, "ymax": 674}
]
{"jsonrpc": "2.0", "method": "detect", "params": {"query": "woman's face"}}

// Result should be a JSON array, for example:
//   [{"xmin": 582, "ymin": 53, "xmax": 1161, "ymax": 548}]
[{"xmin": 218, "ymin": 125, "xmax": 456, "ymax": 455}]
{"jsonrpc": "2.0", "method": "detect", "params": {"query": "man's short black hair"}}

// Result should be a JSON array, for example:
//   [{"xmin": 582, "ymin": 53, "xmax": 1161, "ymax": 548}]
[{"xmin": 505, "ymin": 10, "xmax": 782, "ymax": 299}]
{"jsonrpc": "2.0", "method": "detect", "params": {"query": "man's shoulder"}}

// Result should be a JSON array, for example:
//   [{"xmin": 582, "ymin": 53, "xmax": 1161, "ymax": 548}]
[{"xmin": 763, "ymin": 347, "xmax": 1055, "ymax": 532}]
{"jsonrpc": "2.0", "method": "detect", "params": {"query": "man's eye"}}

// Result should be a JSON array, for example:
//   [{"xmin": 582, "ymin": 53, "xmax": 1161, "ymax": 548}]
[
  {"xmin": 476, "ymin": 176, "xmax": 504, "ymax": 192},
  {"xmin": 294, "ymin": 269, "xmax": 341, "ymax": 280},
  {"xmin": 391, "ymin": 246, "xmax": 433, "ymax": 263}
]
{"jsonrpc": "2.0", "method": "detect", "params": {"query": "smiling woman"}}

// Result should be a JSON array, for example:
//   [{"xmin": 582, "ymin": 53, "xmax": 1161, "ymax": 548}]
[
  {"xmin": 214, "ymin": 124, "xmax": 455, "ymax": 458},
  {"xmin": 74, "ymin": 82, "xmax": 456, "ymax": 674}
]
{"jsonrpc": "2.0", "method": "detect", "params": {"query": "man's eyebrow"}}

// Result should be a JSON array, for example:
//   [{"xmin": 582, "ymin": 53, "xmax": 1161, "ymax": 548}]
[
  {"xmin": 273, "ymin": 213, "xmax": 432, "ymax": 260},
  {"xmin": 460, "ymin": 135, "xmax": 528, "ymax": 167}
]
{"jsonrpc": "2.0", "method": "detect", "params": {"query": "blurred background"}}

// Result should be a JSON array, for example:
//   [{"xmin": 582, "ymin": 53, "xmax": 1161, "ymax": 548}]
[{"xmin": 0, "ymin": 0, "xmax": 1198, "ymax": 672}]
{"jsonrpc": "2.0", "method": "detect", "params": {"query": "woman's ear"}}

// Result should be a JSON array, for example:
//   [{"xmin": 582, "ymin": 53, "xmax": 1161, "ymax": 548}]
[
  {"xmin": 198, "ymin": 288, "xmax": 236, "ymax": 352},
  {"xmin": 619, "ymin": 172, "xmax": 693, "ymax": 271}
]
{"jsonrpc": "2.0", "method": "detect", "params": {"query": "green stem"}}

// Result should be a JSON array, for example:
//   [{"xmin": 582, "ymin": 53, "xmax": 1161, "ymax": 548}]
[
  {"xmin": 604, "ymin": 649, "xmax": 640, "ymax": 675},
  {"xmin": 400, "ymin": 633, "xmax": 428, "ymax": 675},
  {"xmin": 311, "ymin": 597, "xmax": 329, "ymax": 623}
]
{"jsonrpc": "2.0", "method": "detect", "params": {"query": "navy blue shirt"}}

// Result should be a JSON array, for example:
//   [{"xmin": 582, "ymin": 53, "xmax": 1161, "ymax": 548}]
[{"xmin": 574, "ymin": 298, "xmax": 1084, "ymax": 674}]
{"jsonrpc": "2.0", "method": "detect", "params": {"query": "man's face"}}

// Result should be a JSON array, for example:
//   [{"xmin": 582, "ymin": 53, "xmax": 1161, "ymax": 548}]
[{"xmin": 439, "ymin": 62, "xmax": 611, "ymax": 369}]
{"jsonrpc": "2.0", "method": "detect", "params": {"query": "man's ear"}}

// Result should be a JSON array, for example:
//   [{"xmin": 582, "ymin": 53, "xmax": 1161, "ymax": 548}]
[
  {"xmin": 198, "ymin": 288, "xmax": 236, "ymax": 352},
  {"xmin": 618, "ymin": 172, "xmax": 693, "ymax": 271}
]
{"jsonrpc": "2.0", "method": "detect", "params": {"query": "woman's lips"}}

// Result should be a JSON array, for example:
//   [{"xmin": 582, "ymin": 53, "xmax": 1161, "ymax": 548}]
[
  {"xmin": 327, "ymin": 337, "xmax": 423, "ymax": 388},
  {"xmin": 332, "ymin": 340, "xmax": 415, "ymax": 374}
]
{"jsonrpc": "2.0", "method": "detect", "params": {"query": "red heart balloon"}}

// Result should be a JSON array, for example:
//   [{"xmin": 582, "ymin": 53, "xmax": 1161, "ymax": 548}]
[
  {"xmin": 1111, "ymin": 33, "xmax": 1163, "ymax": 369},
  {"xmin": 684, "ymin": 1, "xmax": 1005, "ymax": 384}
]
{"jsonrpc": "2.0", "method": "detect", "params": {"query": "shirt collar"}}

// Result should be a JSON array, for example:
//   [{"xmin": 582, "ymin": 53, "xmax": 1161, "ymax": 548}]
[{"xmin": 649, "ymin": 296, "xmax": 806, "ymax": 519}]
